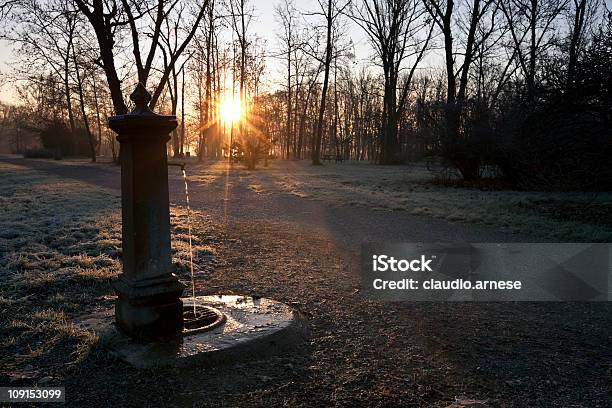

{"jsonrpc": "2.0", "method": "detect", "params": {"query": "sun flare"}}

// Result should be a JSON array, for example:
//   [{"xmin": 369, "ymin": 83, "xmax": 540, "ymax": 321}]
[{"xmin": 219, "ymin": 97, "xmax": 242, "ymax": 124}]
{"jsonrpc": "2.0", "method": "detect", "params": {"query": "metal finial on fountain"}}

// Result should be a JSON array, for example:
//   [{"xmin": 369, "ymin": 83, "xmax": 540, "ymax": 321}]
[{"xmin": 129, "ymin": 83, "xmax": 154, "ymax": 115}]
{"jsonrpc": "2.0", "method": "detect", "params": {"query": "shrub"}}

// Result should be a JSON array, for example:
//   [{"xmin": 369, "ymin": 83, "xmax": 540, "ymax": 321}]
[
  {"xmin": 23, "ymin": 148, "xmax": 62, "ymax": 159},
  {"xmin": 39, "ymin": 121, "xmax": 89, "ymax": 157}
]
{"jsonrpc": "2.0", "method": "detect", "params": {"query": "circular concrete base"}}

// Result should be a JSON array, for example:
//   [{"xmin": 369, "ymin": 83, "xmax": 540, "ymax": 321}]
[{"xmin": 76, "ymin": 295, "xmax": 308, "ymax": 368}]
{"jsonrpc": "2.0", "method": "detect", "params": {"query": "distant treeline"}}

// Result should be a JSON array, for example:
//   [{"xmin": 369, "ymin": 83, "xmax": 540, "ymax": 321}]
[{"xmin": 0, "ymin": 0, "xmax": 610, "ymax": 189}]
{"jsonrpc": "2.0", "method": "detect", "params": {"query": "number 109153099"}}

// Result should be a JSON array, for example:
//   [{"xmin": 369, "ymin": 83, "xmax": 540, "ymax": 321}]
[{"xmin": 1, "ymin": 387, "xmax": 65, "ymax": 402}]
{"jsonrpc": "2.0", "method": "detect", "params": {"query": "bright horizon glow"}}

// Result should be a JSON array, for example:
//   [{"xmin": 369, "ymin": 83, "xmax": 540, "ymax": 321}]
[{"xmin": 219, "ymin": 96, "xmax": 242, "ymax": 124}]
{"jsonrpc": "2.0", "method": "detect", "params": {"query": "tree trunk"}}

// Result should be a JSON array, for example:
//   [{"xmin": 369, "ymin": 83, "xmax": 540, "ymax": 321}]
[
  {"xmin": 169, "ymin": 70, "xmax": 180, "ymax": 156},
  {"xmin": 91, "ymin": 73, "xmax": 103, "ymax": 155},
  {"xmin": 457, "ymin": 0, "xmax": 480, "ymax": 101},
  {"xmin": 72, "ymin": 43, "xmax": 96, "ymax": 162},
  {"xmin": 63, "ymin": 55, "xmax": 76, "ymax": 154},
  {"xmin": 181, "ymin": 68, "xmax": 186, "ymax": 155},
  {"xmin": 312, "ymin": 0, "xmax": 333, "ymax": 166},
  {"xmin": 567, "ymin": 0, "xmax": 587, "ymax": 90},
  {"xmin": 380, "ymin": 69, "xmax": 400, "ymax": 164},
  {"xmin": 286, "ymin": 45, "xmax": 292, "ymax": 159},
  {"xmin": 528, "ymin": 0, "xmax": 537, "ymax": 99}
]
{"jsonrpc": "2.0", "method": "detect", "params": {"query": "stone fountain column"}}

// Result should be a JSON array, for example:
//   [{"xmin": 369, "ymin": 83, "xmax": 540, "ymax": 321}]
[{"xmin": 108, "ymin": 84, "xmax": 185, "ymax": 340}]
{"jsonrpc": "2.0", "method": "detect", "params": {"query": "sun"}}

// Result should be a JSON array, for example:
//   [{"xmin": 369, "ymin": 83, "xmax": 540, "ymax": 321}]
[{"xmin": 219, "ymin": 96, "xmax": 242, "ymax": 124}]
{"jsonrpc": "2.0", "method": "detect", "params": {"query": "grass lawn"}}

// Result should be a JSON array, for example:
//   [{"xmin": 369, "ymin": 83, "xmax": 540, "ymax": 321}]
[{"xmin": 0, "ymin": 162, "xmax": 213, "ymax": 400}]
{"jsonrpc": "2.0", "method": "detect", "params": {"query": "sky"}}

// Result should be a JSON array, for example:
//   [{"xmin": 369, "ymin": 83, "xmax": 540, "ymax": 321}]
[
  {"xmin": 255, "ymin": 0, "xmax": 375, "ymax": 85},
  {"xmin": 0, "ymin": 0, "xmax": 374, "ymax": 104}
]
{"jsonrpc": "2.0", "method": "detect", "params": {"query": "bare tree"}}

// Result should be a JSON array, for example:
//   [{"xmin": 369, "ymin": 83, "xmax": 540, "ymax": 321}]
[
  {"xmin": 191, "ymin": 0, "xmax": 217, "ymax": 161},
  {"xmin": 159, "ymin": 2, "xmax": 193, "ymax": 156},
  {"xmin": 423, "ymin": 0, "xmax": 497, "ymax": 103},
  {"xmin": 6, "ymin": 0, "xmax": 80, "ymax": 151},
  {"xmin": 566, "ymin": 0, "xmax": 601, "ymax": 88},
  {"xmin": 293, "ymin": 32, "xmax": 323, "ymax": 159},
  {"xmin": 306, "ymin": 0, "xmax": 350, "ymax": 165},
  {"xmin": 72, "ymin": 38, "xmax": 96, "ymax": 161},
  {"xmin": 424, "ymin": 0, "xmax": 498, "ymax": 179},
  {"xmin": 0, "ymin": 0, "xmax": 19, "ymax": 21},
  {"xmin": 72, "ymin": 0, "xmax": 210, "ymax": 114},
  {"xmin": 228, "ymin": 0, "xmax": 258, "ymax": 167},
  {"xmin": 71, "ymin": 0, "xmax": 128, "ymax": 115},
  {"xmin": 499, "ymin": 0, "xmax": 567, "ymax": 99},
  {"xmin": 352, "ymin": 0, "xmax": 434, "ymax": 164},
  {"xmin": 275, "ymin": 0, "xmax": 299, "ymax": 159}
]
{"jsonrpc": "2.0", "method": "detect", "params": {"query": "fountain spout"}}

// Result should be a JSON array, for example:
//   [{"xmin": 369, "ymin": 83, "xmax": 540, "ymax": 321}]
[{"xmin": 168, "ymin": 162, "xmax": 186, "ymax": 172}]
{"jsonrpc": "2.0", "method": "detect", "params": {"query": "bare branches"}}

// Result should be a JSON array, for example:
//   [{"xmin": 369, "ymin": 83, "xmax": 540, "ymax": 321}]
[
  {"xmin": 149, "ymin": 1, "xmax": 209, "ymax": 107},
  {"xmin": 499, "ymin": 0, "xmax": 568, "ymax": 97},
  {"xmin": 349, "ymin": 0, "xmax": 434, "ymax": 163},
  {"xmin": 69, "ymin": 0, "xmax": 211, "ymax": 113},
  {"xmin": 0, "ymin": 0, "xmax": 19, "ymax": 21}
]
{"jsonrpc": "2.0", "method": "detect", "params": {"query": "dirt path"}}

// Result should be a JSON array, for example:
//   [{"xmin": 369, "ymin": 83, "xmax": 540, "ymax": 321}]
[{"xmin": 0, "ymin": 156, "xmax": 532, "ymax": 246}]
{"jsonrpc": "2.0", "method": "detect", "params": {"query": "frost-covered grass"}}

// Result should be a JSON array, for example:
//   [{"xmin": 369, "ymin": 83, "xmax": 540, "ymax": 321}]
[
  {"xmin": 188, "ymin": 160, "xmax": 612, "ymax": 242},
  {"xmin": 0, "ymin": 162, "xmax": 120, "ymax": 381},
  {"xmin": 0, "ymin": 162, "xmax": 213, "ymax": 383}
]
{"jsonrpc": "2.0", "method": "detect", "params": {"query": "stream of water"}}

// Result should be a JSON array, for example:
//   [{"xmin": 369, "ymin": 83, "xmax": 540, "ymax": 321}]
[{"xmin": 182, "ymin": 168, "xmax": 197, "ymax": 315}]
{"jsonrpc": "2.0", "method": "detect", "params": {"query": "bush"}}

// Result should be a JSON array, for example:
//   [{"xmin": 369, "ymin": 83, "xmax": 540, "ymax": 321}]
[
  {"xmin": 491, "ymin": 23, "xmax": 612, "ymax": 191},
  {"xmin": 39, "ymin": 121, "xmax": 89, "ymax": 157},
  {"xmin": 492, "ymin": 98, "xmax": 611, "ymax": 191},
  {"xmin": 435, "ymin": 101, "xmax": 496, "ymax": 181},
  {"xmin": 23, "ymin": 148, "xmax": 62, "ymax": 160}
]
